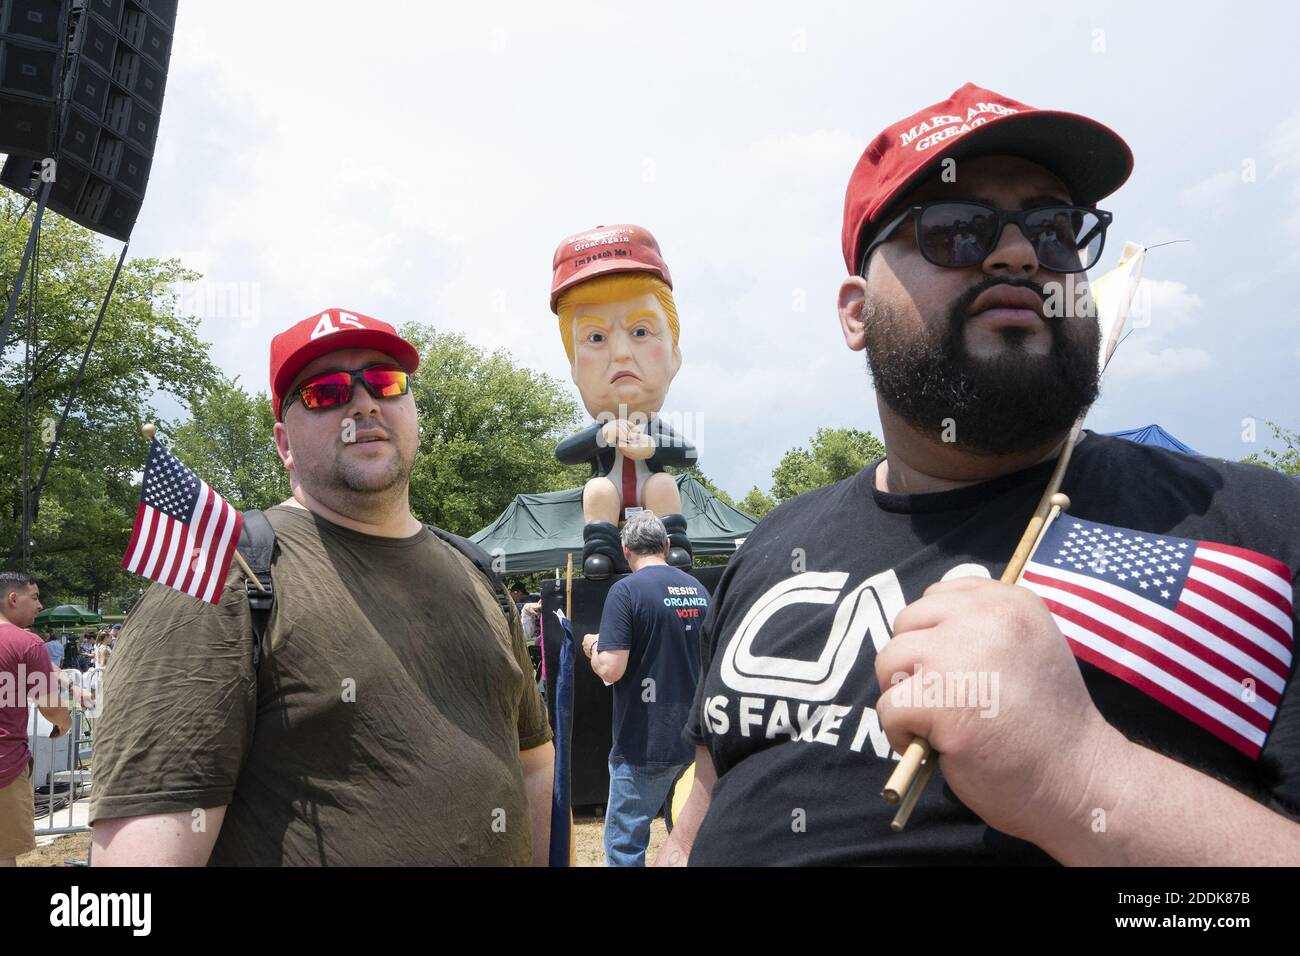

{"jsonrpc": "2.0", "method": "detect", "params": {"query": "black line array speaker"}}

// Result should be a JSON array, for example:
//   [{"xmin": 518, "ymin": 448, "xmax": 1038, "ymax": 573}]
[
  {"xmin": 0, "ymin": 0, "xmax": 177, "ymax": 241},
  {"xmin": 0, "ymin": 0, "xmax": 68, "ymax": 156}
]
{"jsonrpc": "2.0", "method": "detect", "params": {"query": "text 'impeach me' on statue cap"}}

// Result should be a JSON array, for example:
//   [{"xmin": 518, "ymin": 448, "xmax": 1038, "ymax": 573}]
[
  {"xmin": 550, "ymin": 224, "xmax": 673, "ymax": 313},
  {"xmin": 269, "ymin": 308, "xmax": 420, "ymax": 420},
  {"xmin": 842, "ymin": 82, "xmax": 1134, "ymax": 274}
]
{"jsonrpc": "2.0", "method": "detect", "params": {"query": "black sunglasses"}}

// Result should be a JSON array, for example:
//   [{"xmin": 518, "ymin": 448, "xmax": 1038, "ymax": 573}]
[
  {"xmin": 282, "ymin": 364, "xmax": 411, "ymax": 415},
  {"xmin": 859, "ymin": 200, "xmax": 1112, "ymax": 276}
]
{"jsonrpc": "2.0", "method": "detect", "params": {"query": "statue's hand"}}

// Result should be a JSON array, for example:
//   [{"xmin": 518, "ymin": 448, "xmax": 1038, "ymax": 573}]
[
  {"xmin": 620, "ymin": 440, "xmax": 655, "ymax": 460},
  {"xmin": 619, "ymin": 424, "xmax": 655, "ymax": 460}
]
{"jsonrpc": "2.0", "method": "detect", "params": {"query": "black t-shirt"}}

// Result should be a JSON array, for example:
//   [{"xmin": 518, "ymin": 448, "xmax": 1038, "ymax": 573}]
[
  {"xmin": 685, "ymin": 432, "xmax": 1300, "ymax": 865},
  {"xmin": 599, "ymin": 564, "xmax": 708, "ymax": 768}
]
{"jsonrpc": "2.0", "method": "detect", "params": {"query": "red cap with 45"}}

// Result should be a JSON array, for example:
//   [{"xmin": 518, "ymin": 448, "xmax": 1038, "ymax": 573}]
[
  {"xmin": 842, "ymin": 82, "xmax": 1133, "ymax": 274},
  {"xmin": 269, "ymin": 308, "xmax": 419, "ymax": 420}
]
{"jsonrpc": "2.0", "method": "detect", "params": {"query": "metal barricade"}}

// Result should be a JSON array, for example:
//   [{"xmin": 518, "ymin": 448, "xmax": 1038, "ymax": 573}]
[{"xmin": 28, "ymin": 666, "xmax": 99, "ymax": 864}]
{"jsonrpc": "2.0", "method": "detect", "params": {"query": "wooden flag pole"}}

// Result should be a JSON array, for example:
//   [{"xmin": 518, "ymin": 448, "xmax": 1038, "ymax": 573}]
[
  {"xmin": 141, "ymin": 422, "xmax": 265, "ymax": 593},
  {"xmin": 565, "ymin": 552, "xmax": 573, "ymax": 620},
  {"xmin": 881, "ymin": 421, "xmax": 1082, "ymax": 829},
  {"xmin": 233, "ymin": 549, "xmax": 267, "ymax": 592}
]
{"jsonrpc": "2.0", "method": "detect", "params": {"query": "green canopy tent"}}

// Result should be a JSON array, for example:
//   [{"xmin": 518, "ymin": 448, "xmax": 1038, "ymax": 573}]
[
  {"xmin": 34, "ymin": 605, "xmax": 102, "ymax": 628},
  {"xmin": 470, "ymin": 474, "xmax": 759, "ymax": 574}
]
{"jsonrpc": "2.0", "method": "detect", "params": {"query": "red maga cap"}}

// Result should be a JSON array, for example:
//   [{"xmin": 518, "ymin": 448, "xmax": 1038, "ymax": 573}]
[
  {"xmin": 549, "ymin": 224, "xmax": 672, "ymax": 313},
  {"xmin": 842, "ymin": 82, "xmax": 1133, "ymax": 274},
  {"xmin": 269, "ymin": 308, "xmax": 419, "ymax": 420}
]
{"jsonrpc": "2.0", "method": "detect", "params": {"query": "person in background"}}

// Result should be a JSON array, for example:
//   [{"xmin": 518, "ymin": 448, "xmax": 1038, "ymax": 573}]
[
  {"xmin": 93, "ymin": 633, "xmax": 111, "ymax": 671},
  {"xmin": 43, "ymin": 632, "xmax": 62, "ymax": 668},
  {"xmin": 511, "ymin": 581, "xmax": 544, "ymax": 651},
  {"xmin": 60, "ymin": 638, "xmax": 79, "ymax": 672},
  {"xmin": 582, "ymin": 511, "xmax": 707, "ymax": 866},
  {"xmin": 0, "ymin": 572, "xmax": 71, "ymax": 866}
]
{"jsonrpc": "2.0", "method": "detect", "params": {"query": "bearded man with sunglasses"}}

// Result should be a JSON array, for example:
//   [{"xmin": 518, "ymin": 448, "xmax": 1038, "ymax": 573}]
[
  {"xmin": 91, "ymin": 310, "xmax": 555, "ymax": 866},
  {"xmin": 659, "ymin": 84, "xmax": 1300, "ymax": 866}
]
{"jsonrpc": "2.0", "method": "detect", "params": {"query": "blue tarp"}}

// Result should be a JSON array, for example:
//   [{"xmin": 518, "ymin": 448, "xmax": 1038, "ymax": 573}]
[
  {"xmin": 1106, "ymin": 424, "xmax": 1199, "ymax": 456},
  {"xmin": 548, "ymin": 610, "xmax": 575, "ymax": 867}
]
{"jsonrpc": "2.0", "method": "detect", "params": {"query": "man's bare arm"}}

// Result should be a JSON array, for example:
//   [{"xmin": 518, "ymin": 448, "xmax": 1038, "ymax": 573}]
[
  {"xmin": 583, "ymin": 633, "xmax": 629, "ymax": 683},
  {"xmin": 30, "ymin": 669, "xmax": 71, "ymax": 737},
  {"xmin": 35, "ymin": 705, "xmax": 71, "ymax": 738},
  {"xmin": 519, "ymin": 742, "xmax": 555, "ymax": 867},
  {"xmin": 91, "ymin": 808, "xmax": 227, "ymax": 866},
  {"xmin": 653, "ymin": 746, "xmax": 716, "ymax": 867},
  {"xmin": 1037, "ymin": 731, "xmax": 1300, "ymax": 866}
]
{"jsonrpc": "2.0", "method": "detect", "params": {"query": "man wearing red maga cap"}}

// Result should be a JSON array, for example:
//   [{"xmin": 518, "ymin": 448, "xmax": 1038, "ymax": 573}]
[
  {"xmin": 90, "ymin": 308, "xmax": 556, "ymax": 866},
  {"xmin": 661, "ymin": 84, "xmax": 1300, "ymax": 865},
  {"xmin": 551, "ymin": 224, "xmax": 698, "ymax": 580}
]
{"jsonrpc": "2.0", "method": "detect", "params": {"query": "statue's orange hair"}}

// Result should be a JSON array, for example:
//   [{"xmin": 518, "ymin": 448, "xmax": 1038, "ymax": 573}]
[{"xmin": 556, "ymin": 273, "xmax": 679, "ymax": 363}]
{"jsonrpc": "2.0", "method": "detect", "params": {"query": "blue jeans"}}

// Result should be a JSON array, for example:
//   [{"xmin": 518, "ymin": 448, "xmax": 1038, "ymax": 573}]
[{"xmin": 603, "ymin": 759, "xmax": 687, "ymax": 867}]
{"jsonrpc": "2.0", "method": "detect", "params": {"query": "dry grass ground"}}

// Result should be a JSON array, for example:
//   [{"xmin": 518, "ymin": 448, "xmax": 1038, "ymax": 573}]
[
  {"xmin": 572, "ymin": 808, "xmax": 667, "ymax": 867},
  {"xmin": 17, "ymin": 832, "xmax": 90, "ymax": 867}
]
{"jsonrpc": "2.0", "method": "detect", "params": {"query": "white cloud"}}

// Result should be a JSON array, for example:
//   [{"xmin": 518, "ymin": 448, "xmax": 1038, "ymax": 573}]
[
  {"xmin": 1179, "ymin": 169, "xmax": 1240, "ymax": 219},
  {"xmin": 1265, "ymin": 109, "xmax": 1300, "ymax": 176},
  {"xmin": 1105, "ymin": 277, "xmax": 1212, "ymax": 383},
  {"xmin": 738, "ymin": 129, "xmax": 864, "ymax": 183},
  {"xmin": 1265, "ymin": 108, "xmax": 1300, "ymax": 251},
  {"xmin": 1128, "ymin": 277, "xmax": 1203, "ymax": 335},
  {"xmin": 1107, "ymin": 345, "xmax": 1213, "ymax": 382}
]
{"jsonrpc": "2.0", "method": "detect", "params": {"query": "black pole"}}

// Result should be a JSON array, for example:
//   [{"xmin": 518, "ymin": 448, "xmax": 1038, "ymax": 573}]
[
  {"xmin": 20, "ymin": 231, "xmax": 33, "ymax": 570},
  {"xmin": 0, "ymin": 178, "xmax": 53, "ymax": 362},
  {"xmin": 20, "ymin": 214, "xmax": 42, "ymax": 572},
  {"xmin": 22, "ymin": 241, "xmax": 131, "ymax": 556}
]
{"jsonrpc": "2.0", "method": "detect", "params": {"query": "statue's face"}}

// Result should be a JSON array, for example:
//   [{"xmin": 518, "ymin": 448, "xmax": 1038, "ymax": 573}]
[{"xmin": 569, "ymin": 292, "xmax": 681, "ymax": 419}]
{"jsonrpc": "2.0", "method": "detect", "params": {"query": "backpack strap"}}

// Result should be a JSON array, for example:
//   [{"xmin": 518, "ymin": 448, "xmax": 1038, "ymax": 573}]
[
  {"xmin": 236, "ymin": 509, "xmax": 276, "ymax": 666},
  {"xmin": 425, "ymin": 524, "xmax": 517, "ymax": 630}
]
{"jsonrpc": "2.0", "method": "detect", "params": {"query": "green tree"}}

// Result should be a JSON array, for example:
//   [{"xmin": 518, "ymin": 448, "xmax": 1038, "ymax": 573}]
[
  {"xmin": 738, "ymin": 486, "xmax": 777, "ymax": 520},
  {"xmin": 402, "ymin": 324, "xmax": 585, "ymax": 535},
  {"xmin": 167, "ymin": 376, "xmax": 289, "ymax": 511},
  {"xmin": 668, "ymin": 463, "xmax": 736, "ymax": 508},
  {"xmin": 0, "ymin": 196, "xmax": 219, "ymax": 608},
  {"xmin": 24, "ymin": 484, "xmax": 138, "ymax": 614},
  {"xmin": 770, "ymin": 426, "xmax": 885, "ymax": 501},
  {"xmin": 1242, "ymin": 421, "xmax": 1300, "ymax": 476}
]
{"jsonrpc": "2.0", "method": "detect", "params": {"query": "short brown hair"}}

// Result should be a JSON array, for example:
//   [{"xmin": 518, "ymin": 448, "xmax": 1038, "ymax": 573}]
[{"xmin": 0, "ymin": 571, "xmax": 35, "ymax": 601}]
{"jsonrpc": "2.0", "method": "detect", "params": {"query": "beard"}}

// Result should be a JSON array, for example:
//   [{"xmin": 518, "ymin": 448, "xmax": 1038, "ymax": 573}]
[
  {"xmin": 297, "ymin": 416, "xmax": 417, "ymax": 505},
  {"xmin": 862, "ymin": 277, "xmax": 1101, "ymax": 456}
]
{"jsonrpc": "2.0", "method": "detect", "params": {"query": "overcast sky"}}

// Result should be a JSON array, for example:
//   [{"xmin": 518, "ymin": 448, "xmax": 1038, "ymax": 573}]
[{"xmin": 115, "ymin": 0, "xmax": 1300, "ymax": 501}]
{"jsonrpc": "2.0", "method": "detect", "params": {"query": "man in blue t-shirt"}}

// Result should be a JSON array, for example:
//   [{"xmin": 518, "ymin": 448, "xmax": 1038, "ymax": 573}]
[{"xmin": 583, "ymin": 510, "xmax": 708, "ymax": 866}]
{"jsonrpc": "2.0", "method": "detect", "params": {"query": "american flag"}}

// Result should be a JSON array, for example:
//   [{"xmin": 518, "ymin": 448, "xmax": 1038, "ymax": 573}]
[
  {"xmin": 1021, "ymin": 515, "xmax": 1294, "ymax": 759},
  {"xmin": 120, "ymin": 439, "xmax": 244, "ymax": 605}
]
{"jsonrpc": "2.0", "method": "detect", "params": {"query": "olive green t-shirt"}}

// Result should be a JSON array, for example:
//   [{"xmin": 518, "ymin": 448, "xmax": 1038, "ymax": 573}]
[{"xmin": 89, "ymin": 505, "xmax": 552, "ymax": 866}]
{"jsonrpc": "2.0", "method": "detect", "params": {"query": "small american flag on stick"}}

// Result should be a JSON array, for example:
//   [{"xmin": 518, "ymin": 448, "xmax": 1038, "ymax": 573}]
[
  {"xmin": 1022, "ymin": 514, "xmax": 1294, "ymax": 759},
  {"xmin": 120, "ymin": 438, "xmax": 244, "ymax": 605}
]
